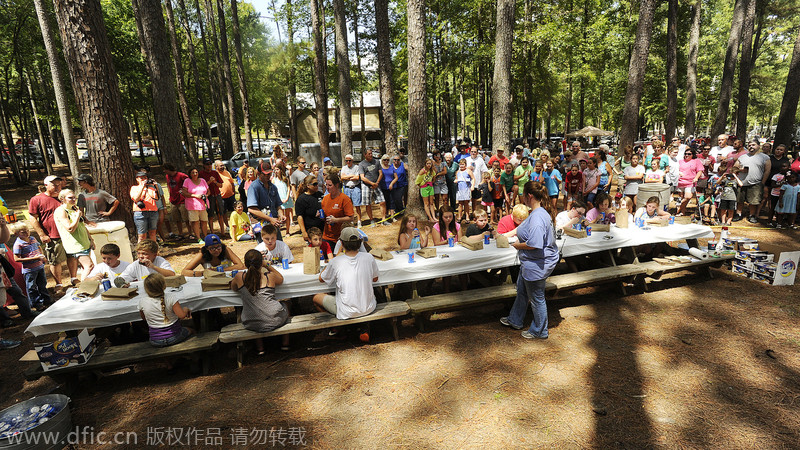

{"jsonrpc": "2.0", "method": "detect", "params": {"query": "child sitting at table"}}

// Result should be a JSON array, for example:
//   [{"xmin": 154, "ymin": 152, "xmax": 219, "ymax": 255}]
[
  {"xmin": 138, "ymin": 272, "xmax": 193, "ymax": 348},
  {"xmin": 464, "ymin": 208, "xmax": 494, "ymax": 240},
  {"xmin": 307, "ymin": 227, "xmax": 334, "ymax": 262},
  {"xmin": 230, "ymin": 249, "xmax": 289, "ymax": 354},
  {"xmin": 431, "ymin": 206, "xmax": 462, "ymax": 245},
  {"xmin": 497, "ymin": 204, "xmax": 530, "ymax": 237},
  {"xmin": 586, "ymin": 192, "xmax": 615, "ymax": 225},
  {"xmin": 181, "ymin": 234, "xmax": 245, "ymax": 277},
  {"xmin": 313, "ymin": 227, "xmax": 379, "ymax": 342},
  {"xmin": 86, "ymin": 243, "xmax": 130, "ymax": 281},
  {"xmin": 120, "ymin": 240, "xmax": 175, "ymax": 283},
  {"xmin": 255, "ymin": 224, "xmax": 294, "ymax": 266},
  {"xmin": 555, "ymin": 200, "xmax": 587, "ymax": 231},
  {"xmin": 634, "ymin": 196, "xmax": 670, "ymax": 223},
  {"xmin": 229, "ymin": 201, "xmax": 255, "ymax": 241},
  {"xmin": 11, "ymin": 222, "xmax": 51, "ymax": 311},
  {"xmin": 398, "ymin": 214, "xmax": 430, "ymax": 249}
]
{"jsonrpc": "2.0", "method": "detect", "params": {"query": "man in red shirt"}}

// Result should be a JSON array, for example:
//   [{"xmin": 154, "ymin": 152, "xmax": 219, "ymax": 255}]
[
  {"xmin": 28, "ymin": 175, "xmax": 66, "ymax": 290},
  {"xmin": 164, "ymin": 163, "xmax": 189, "ymax": 239},
  {"xmin": 488, "ymin": 147, "xmax": 510, "ymax": 169},
  {"xmin": 199, "ymin": 158, "xmax": 225, "ymax": 234}
]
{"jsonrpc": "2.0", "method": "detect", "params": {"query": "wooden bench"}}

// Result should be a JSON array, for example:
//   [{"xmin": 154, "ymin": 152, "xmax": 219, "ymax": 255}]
[
  {"xmin": 638, "ymin": 255, "xmax": 734, "ymax": 290},
  {"xmin": 408, "ymin": 264, "xmax": 645, "ymax": 330},
  {"xmin": 220, "ymin": 301, "xmax": 410, "ymax": 367},
  {"xmin": 24, "ymin": 332, "xmax": 220, "ymax": 388}
]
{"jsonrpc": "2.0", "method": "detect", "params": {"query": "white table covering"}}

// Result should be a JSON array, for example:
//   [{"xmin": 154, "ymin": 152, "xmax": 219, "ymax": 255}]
[{"xmin": 26, "ymin": 223, "xmax": 713, "ymax": 336}]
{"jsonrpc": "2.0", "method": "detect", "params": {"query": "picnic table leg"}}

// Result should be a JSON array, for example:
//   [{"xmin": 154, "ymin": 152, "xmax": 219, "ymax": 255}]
[
  {"xmin": 236, "ymin": 343, "xmax": 244, "ymax": 369},
  {"xmin": 384, "ymin": 286, "xmax": 392, "ymax": 302},
  {"xmin": 411, "ymin": 281, "xmax": 420, "ymax": 300},
  {"xmin": 202, "ymin": 352, "xmax": 211, "ymax": 375},
  {"xmin": 391, "ymin": 317, "xmax": 400, "ymax": 340},
  {"xmin": 607, "ymin": 249, "xmax": 618, "ymax": 266}
]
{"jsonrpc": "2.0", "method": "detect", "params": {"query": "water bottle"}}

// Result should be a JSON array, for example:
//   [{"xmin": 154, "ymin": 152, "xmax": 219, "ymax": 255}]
[{"xmin": 717, "ymin": 226, "xmax": 729, "ymax": 251}]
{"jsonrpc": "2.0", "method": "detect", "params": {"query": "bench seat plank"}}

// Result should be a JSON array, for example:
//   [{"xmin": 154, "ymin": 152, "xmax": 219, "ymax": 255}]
[
  {"xmin": 219, "ymin": 301, "xmax": 410, "ymax": 343},
  {"xmin": 640, "ymin": 255, "xmax": 733, "ymax": 279},
  {"xmin": 24, "ymin": 332, "xmax": 220, "ymax": 381}
]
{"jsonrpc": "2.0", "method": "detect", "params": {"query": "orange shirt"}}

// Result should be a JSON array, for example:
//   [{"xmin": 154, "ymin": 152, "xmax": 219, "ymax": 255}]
[
  {"xmin": 129, "ymin": 183, "xmax": 159, "ymax": 211},
  {"xmin": 320, "ymin": 192, "xmax": 354, "ymax": 242},
  {"xmin": 218, "ymin": 169, "xmax": 235, "ymax": 198}
]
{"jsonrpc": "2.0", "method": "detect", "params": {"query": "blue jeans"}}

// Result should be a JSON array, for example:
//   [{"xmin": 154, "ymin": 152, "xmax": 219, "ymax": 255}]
[
  {"xmin": 5, "ymin": 277, "xmax": 35, "ymax": 317},
  {"xmin": 24, "ymin": 268, "xmax": 51, "ymax": 306},
  {"xmin": 507, "ymin": 276, "xmax": 548, "ymax": 338}
]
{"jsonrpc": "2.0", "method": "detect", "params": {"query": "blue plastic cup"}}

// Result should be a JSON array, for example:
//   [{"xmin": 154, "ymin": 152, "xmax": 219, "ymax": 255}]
[
  {"xmin": 484, "ymin": 234, "xmax": 490, "ymax": 244},
  {"xmin": 216, "ymin": 265, "xmax": 224, "ymax": 272},
  {"xmin": 408, "ymin": 252, "xmax": 415, "ymax": 263},
  {"xmin": 448, "ymin": 236, "xmax": 454, "ymax": 247},
  {"xmin": 282, "ymin": 258, "xmax": 289, "ymax": 270},
  {"xmin": 669, "ymin": 215, "xmax": 675, "ymax": 224},
  {"xmin": 586, "ymin": 226, "xmax": 592, "ymax": 236},
  {"xmin": 101, "ymin": 279, "xmax": 111, "ymax": 292}
]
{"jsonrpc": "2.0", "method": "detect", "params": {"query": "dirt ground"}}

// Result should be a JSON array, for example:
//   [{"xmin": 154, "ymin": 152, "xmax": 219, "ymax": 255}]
[{"xmin": 1, "ymin": 168, "xmax": 800, "ymax": 448}]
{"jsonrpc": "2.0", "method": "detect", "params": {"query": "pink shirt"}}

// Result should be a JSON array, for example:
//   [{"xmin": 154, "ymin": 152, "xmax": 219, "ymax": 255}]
[
  {"xmin": 678, "ymin": 158, "xmax": 704, "ymax": 188},
  {"xmin": 182, "ymin": 178, "xmax": 209, "ymax": 211},
  {"xmin": 433, "ymin": 222, "xmax": 461, "ymax": 239},
  {"xmin": 497, "ymin": 215, "xmax": 518, "ymax": 234}
]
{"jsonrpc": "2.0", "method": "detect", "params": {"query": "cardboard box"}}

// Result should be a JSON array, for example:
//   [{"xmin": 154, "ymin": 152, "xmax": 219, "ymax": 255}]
[
  {"xmin": 732, "ymin": 263, "xmax": 753, "ymax": 278},
  {"xmin": 755, "ymin": 243, "xmax": 800, "ymax": 286},
  {"xmin": 33, "ymin": 329, "xmax": 97, "ymax": 372}
]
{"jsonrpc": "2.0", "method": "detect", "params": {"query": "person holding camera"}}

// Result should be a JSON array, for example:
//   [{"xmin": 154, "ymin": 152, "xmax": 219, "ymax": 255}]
[
  {"xmin": 130, "ymin": 170, "xmax": 160, "ymax": 243},
  {"xmin": 181, "ymin": 168, "xmax": 210, "ymax": 245}
]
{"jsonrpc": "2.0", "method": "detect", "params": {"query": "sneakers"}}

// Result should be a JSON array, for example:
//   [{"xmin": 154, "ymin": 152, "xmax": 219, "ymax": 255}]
[
  {"xmin": 732, "ymin": 214, "xmax": 743, "ymax": 222},
  {"xmin": 328, "ymin": 328, "xmax": 339, "ymax": 337},
  {"xmin": 0, "ymin": 339, "xmax": 21, "ymax": 349},
  {"xmin": 747, "ymin": 216, "xmax": 758, "ymax": 224},
  {"xmin": 521, "ymin": 331, "xmax": 548, "ymax": 340},
  {"xmin": 499, "ymin": 317, "xmax": 523, "ymax": 330}
]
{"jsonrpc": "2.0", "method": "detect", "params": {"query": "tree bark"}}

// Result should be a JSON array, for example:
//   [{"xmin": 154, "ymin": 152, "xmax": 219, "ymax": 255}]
[
  {"xmin": 375, "ymin": 0, "xmax": 398, "ymax": 155},
  {"xmin": 287, "ymin": 0, "xmax": 298, "ymax": 156},
  {"xmin": 492, "ymin": 0, "xmax": 515, "ymax": 152},
  {"xmin": 735, "ymin": 0, "xmax": 757, "ymax": 139},
  {"xmin": 684, "ymin": 0, "xmax": 701, "ymax": 136},
  {"xmin": 711, "ymin": 0, "xmax": 747, "ymax": 138},
  {"xmin": 230, "ymin": 0, "xmax": 253, "ymax": 154},
  {"xmin": 131, "ymin": 0, "xmax": 186, "ymax": 169},
  {"xmin": 406, "ymin": 0, "xmax": 427, "ymax": 216},
  {"xmin": 164, "ymin": 0, "xmax": 196, "ymax": 166},
  {"xmin": 33, "ymin": 0, "xmax": 79, "ymax": 185},
  {"xmin": 458, "ymin": 66, "xmax": 466, "ymax": 140},
  {"xmin": 176, "ymin": 0, "xmax": 212, "ymax": 159},
  {"xmin": 478, "ymin": 65, "xmax": 486, "ymax": 146},
  {"xmin": 24, "ymin": 71, "xmax": 54, "ymax": 174},
  {"xmin": 204, "ymin": 0, "xmax": 232, "ymax": 156},
  {"xmin": 774, "ymin": 22, "xmax": 800, "ymax": 147},
  {"xmin": 190, "ymin": 0, "xmax": 220, "ymax": 157},
  {"xmin": 665, "ymin": 0, "xmax": 677, "ymax": 142},
  {"xmin": 619, "ymin": 0, "xmax": 658, "ymax": 151},
  {"xmin": 310, "ymin": 0, "xmax": 330, "ymax": 157},
  {"xmin": 333, "ymin": 0, "xmax": 353, "ymax": 158},
  {"xmin": 52, "ymin": 0, "xmax": 136, "ymax": 228},
  {"xmin": 353, "ymin": 9, "xmax": 367, "ymax": 154},
  {"xmin": 215, "ymin": 0, "xmax": 240, "ymax": 158}
]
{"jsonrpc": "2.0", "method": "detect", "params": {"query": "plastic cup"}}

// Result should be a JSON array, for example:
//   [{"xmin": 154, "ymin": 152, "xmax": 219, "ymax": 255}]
[
  {"xmin": 216, "ymin": 265, "xmax": 224, "ymax": 272},
  {"xmin": 586, "ymin": 226, "xmax": 592, "ymax": 236},
  {"xmin": 408, "ymin": 252, "xmax": 415, "ymax": 263},
  {"xmin": 282, "ymin": 258, "xmax": 289, "ymax": 270},
  {"xmin": 484, "ymin": 234, "xmax": 490, "ymax": 244},
  {"xmin": 669, "ymin": 215, "xmax": 675, "ymax": 224},
  {"xmin": 448, "ymin": 237, "xmax": 454, "ymax": 247}
]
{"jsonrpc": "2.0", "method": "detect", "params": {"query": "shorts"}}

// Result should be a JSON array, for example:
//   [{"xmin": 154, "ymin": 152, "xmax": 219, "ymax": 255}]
[
  {"xmin": 168, "ymin": 203, "xmax": 188, "ymax": 223},
  {"xmin": 43, "ymin": 239, "xmax": 67, "ymax": 265},
  {"xmin": 494, "ymin": 196, "xmax": 505, "ymax": 209},
  {"xmin": 481, "ymin": 201, "xmax": 494, "ymax": 207},
  {"xmin": 361, "ymin": 185, "xmax": 385, "ymax": 205},
  {"xmin": 343, "ymin": 186, "xmax": 362, "ymax": 206},
  {"xmin": 549, "ymin": 194, "xmax": 559, "ymax": 199},
  {"xmin": 719, "ymin": 199, "xmax": 737, "ymax": 210},
  {"xmin": 738, "ymin": 183, "xmax": 762, "ymax": 205},
  {"xmin": 133, "ymin": 210, "xmax": 159, "ymax": 235},
  {"xmin": 68, "ymin": 249, "xmax": 91, "ymax": 257},
  {"xmin": 150, "ymin": 326, "xmax": 190, "ymax": 348},
  {"xmin": 320, "ymin": 294, "xmax": 337, "ymax": 315},
  {"xmin": 420, "ymin": 186, "xmax": 434, "ymax": 197},
  {"xmin": 187, "ymin": 209, "xmax": 209, "ymax": 222},
  {"xmin": 586, "ymin": 192, "xmax": 597, "ymax": 205},
  {"xmin": 471, "ymin": 188, "xmax": 481, "ymax": 200},
  {"xmin": 223, "ymin": 196, "xmax": 236, "ymax": 213},
  {"xmin": 434, "ymin": 183, "xmax": 449, "ymax": 195},
  {"xmin": 456, "ymin": 186, "xmax": 471, "ymax": 202},
  {"xmin": 206, "ymin": 195, "xmax": 224, "ymax": 217}
]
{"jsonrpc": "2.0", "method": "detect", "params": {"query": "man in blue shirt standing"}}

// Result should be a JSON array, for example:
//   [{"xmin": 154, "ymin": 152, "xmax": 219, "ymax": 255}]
[{"xmin": 247, "ymin": 160, "xmax": 285, "ymax": 241}]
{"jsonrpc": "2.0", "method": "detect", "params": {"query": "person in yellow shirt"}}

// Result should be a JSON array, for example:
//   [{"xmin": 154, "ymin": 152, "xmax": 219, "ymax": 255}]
[{"xmin": 229, "ymin": 201, "xmax": 254, "ymax": 241}]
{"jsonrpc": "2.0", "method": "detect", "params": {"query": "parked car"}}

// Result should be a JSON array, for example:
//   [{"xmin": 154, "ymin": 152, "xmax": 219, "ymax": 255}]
[
  {"xmin": 222, "ymin": 151, "xmax": 262, "ymax": 173},
  {"xmin": 76, "ymin": 139, "xmax": 88, "ymax": 150},
  {"xmin": 79, "ymin": 149, "xmax": 90, "ymax": 161}
]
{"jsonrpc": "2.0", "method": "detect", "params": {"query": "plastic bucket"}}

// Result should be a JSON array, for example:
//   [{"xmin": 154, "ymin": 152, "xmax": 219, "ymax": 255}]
[
  {"xmin": 0, "ymin": 394, "xmax": 71, "ymax": 450},
  {"xmin": 636, "ymin": 183, "xmax": 671, "ymax": 211},
  {"xmin": 87, "ymin": 221, "xmax": 134, "ymax": 264}
]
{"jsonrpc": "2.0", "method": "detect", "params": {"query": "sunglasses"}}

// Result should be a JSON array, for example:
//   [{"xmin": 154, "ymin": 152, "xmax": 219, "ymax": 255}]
[
  {"xmin": 393, "ymin": 159, "xmax": 400, "ymax": 161},
  {"xmin": 311, "ymin": 182, "xmax": 319, "ymax": 186}
]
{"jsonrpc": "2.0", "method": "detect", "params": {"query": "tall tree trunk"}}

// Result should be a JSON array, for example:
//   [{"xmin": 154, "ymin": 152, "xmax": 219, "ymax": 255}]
[
  {"xmin": 353, "ymin": 10, "xmax": 367, "ymax": 154},
  {"xmin": 619, "ymin": 0, "xmax": 658, "ymax": 151},
  {"xmin": 230, "ymin": 0, "xmax": 253, "ymax": 154},
  {"xmin": 458, "ymin": 66, "xmax": 466, "ymax": 140},
  {"xmin": 735, "ymin": 0, "xmax": 757, "ymax": 139},
  {"xmin": 711, "ymin": 0, "xmax": 747, "ymax": 138},
  {"xmin": 310, "ymin": 0, "xmax": 330, "ymax": 157},
  {"xmin": 215, "ymin": 0, "xmax": 240, "ymax": 158},
  {"xmin": 204, "ymin": 0, "xmax": 232, "ymax": 155},
  {"xmin": 24, "ymin": 72, "xmax": 53, "ymax": 174},
  {"xmin": 492, "ymin": 0, "xmax": 515, "ymax": 153},
  {"xmin": 333, "ymin": 0, "xmax": 353, "ymax": 157},
  {"xmin": 186, "ymin": 0, "xmax": 217, "ymax": 153},
  {"xmin": 684, "ymin": 0, "xmax": 701, "ymax": 136},
  {"xmin": 52, "ymin": 0, "xmax": 135, "ymax": 227},
  {"xmin": 374, "ymin": 0, "xmax": 397, "ymax": 156},
  {"xmin": 565, "ymin": 59, "xmax": 572, "ymax": 136},
  {"xmin": 442, "ymin": 75, "xmax": 451, "ymax": 145},
  {"xmin": 131, "ymin": 0, "xmax": 186, "ymax": 169},
  {"xmin": 164, "ymin": 0, "xmax": 196, "ymax": 166},
  {"xmin": 33, "ymin": 0, "xmax": 79, "ymax": 185},
  {"xmin": 478, "ymin": 65, "xmax": 486, "ymax": 146},
  {"xmin": 774, "ymin": 22, "xmax": 800, "ymax": 147},
  {"xmin": 406, "ymin": 0, "xmax": 426, "ymax": 215},
  {"xmin": 0, "ymin": 101, "xmax": 23, "ymax": 184},
  {"xmin": 665, "ymin": 0, "xmax": 677, "ymax": 142},
  {"xmin": 287, "ymin": 0, "xmax": 298, "ymax": 155}
]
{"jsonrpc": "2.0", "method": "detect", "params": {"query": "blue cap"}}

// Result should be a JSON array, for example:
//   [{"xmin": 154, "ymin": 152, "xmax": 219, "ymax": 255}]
[
  {"xmin": 323, "ymin": 157, "xmax": 332, "ymax": 163},
  {"xmin": 204, "ymin": 234, "xmax": 222, "ymax": 247}
]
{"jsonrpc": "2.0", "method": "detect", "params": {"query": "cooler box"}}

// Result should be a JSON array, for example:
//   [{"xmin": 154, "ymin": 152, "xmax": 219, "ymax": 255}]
[
  {"xmin": 87, "ymin": 221, "xmax": 133, "ymax": 264},
  {"xmin": 636, "ymin": 183, "xmax": 671, "ymax": 211}
]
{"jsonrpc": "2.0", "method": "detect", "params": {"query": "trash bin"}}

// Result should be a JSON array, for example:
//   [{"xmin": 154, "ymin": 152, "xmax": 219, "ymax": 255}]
[
  {"xmin": 636, "ymin": 183, "xmax": 672, "ymax": 211},
  {"xmin": 87, "ymin": 221, "xmax": 134, "ymax": 264},
  {"xmin": 0, "ymin": 394, "xmax": 71, "ymax": 450}
]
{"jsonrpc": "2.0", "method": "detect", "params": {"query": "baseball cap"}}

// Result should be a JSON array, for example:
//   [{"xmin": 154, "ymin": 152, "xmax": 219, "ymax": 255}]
[
  {"xmin": 136, "ymin": 171, "xmax": 148, "ymax": 177},
  {"xmin": 76, "ymin": 174, "xmax": 93, "ymax": 183},
  {"xmin": 203, "ymin": 158, "xmax": 213, "ymax": 165},
  {"xmin": 258, "ymin": 160, "xmax": 272, "ymax": 175},
  {"xmin": 344, "ymin": 154, "xmax": 354, "ymax": 161},
  {"xmin": 203, "ymin": 234, "xmax": 222, "ymax": 247},
  {"xmin": 323, "ymin": 157, "xmax": 332, "ymax": 164},
  {"xmin": 43, "ymin": 175, "xmax": 62, "ymax": 184},
  {"xmin": 339, "ymin": 227, "xmax": 362, "ymax": 242}
]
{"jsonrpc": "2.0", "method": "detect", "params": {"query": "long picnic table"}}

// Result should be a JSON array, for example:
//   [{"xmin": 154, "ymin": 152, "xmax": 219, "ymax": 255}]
[{"xmin": 25, "ymin": 222, "xmax": 714, "ymax": 337}]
